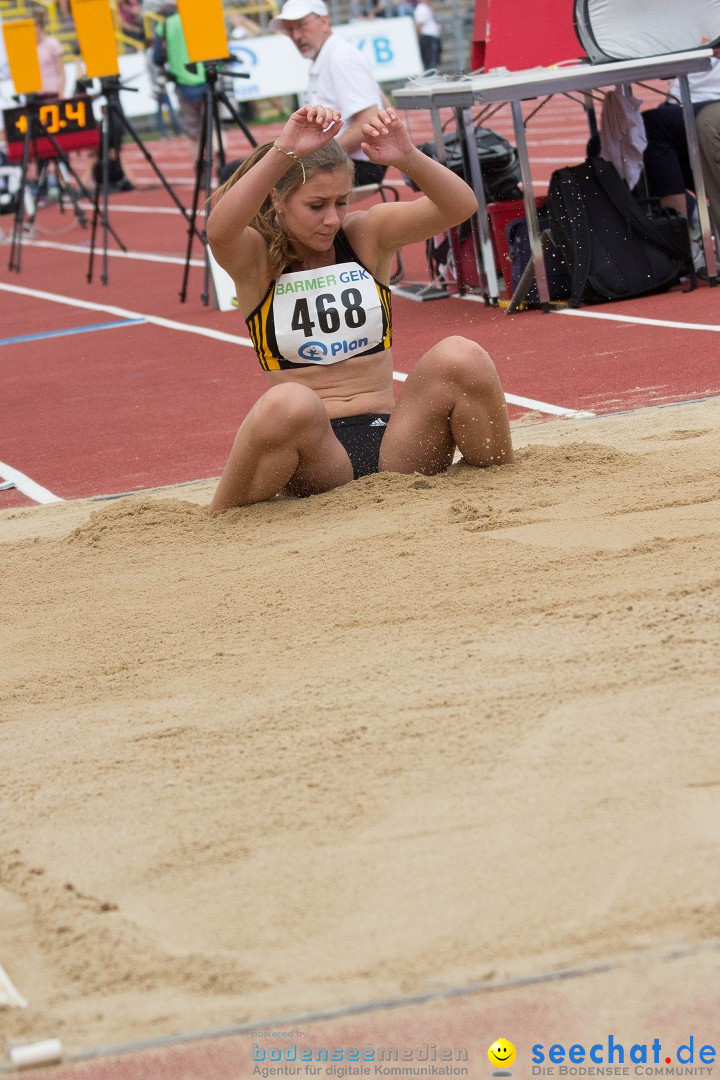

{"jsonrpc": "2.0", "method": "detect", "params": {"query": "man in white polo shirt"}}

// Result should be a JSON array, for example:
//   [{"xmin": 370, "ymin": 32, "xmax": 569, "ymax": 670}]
[{"xmin": 271, "ymin": 0, "xmax": 389, "ymax": 185}]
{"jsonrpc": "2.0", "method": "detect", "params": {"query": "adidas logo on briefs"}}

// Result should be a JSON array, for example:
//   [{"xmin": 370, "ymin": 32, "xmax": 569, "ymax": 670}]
[{"xmin": 370, "ymin": 418, "xmax": 388, "ymax": 427}]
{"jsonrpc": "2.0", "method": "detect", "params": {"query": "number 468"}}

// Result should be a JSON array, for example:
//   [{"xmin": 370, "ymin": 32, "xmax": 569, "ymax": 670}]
[{"xmin": 291, "ymin": 288, "xmax": 366, "ymax": 337}]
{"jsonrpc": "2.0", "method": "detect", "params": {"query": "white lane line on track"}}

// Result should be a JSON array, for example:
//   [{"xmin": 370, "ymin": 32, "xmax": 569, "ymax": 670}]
[
  {"xmin": 456, "ymin": 284, "xmax": 720, "ymax": 333},
  {"xmin": 25, "ymin": 240, "xmax": 204, "ymax": 266},
  {"xmin": 554, "ymin": 307, "xmax": 720, "ymax": 332},
  {"xmin": 0, "ymin": 281, "xmax": 254, "ymax": 348},
  {"xmin": 391, "ymin": 370, "xmax": 593, "ymax": 417},
  {"xmin": 503, "ymin": 393, "xmax": 595, "ymax": 417},
  {"xmin": 71, "ymin": 201, "xmax": 196, "ymax": 214},
  {"xmin": 0, "ymin": 461, "xmax": 63, "ymax": 504},
  {"xmin": 0, "ymin": 284, "xmax": 594, "ymax": 419}
]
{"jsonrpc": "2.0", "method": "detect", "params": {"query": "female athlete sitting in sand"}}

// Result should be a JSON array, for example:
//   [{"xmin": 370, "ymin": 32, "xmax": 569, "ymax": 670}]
[{"xmin": 206, "ymin": 104, "xmax": 514, "ymax": 513}]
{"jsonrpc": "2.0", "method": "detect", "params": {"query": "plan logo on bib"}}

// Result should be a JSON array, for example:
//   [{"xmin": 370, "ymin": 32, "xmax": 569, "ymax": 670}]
[{"xmin": 297, "ymin": 341, "xmax": 328, "ymax": 362}]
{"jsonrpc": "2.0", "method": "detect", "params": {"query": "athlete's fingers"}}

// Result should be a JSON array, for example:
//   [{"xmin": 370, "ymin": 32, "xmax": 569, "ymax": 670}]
[
  {"xmin": 321, "ymin": 109, "xmax": 342, "ymax": 128},
  {"xmin": 304, "ymin": 105, "xmax": 339, "ymax": 125},
  {"xmin": 362, "ymin": 117, "xmax": 388, "ymax": 137}
]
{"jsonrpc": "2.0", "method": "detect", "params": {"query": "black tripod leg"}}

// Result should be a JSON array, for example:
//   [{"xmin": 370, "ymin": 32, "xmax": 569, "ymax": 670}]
[
  {"xmin": 87, "ymin": 170, "xmax": 125, "ymax": 280},
  {"xmin": 9, "ymin": 121, "xmax": 33, "ymax": 272},
  {"xmin": 179, "ymin": 90, "xmax": 210, "ymax": 303},
  {"xmin": 56, "ymin": 165, "xmax": 87, "ymax": 226},
  {"xmin": 87, "ymin": 180, "xmax": 101, "ymax": 283},
  {"xmin": 92, "ymin": 185, "xmax": 126, "ymax": 252},
  {"xmin": 101, "ymin": 108, "xmax": 112, "ymax": 284},
  {"xmin": 214, "ymin": 88, "xmax": 258, "ymax": 151},
  {"xmin": 200, "ymin": 91, "xmax": 225, "ymax": 305},
  {"xmin": 36, "ymin": 128, "xmax": 90, "ymax": 228},
  {"xmin": 112, "ymin": 103, "xmax": 204, "ymax": 243},
  {"xmin": 8, "ymin": 116, "xmax": 46, "ymax": 272},
  {"xmin": 88, "ymin": 105, "xmax": 111, "ymax": 284},
  {"xmin": 178, "ymin": 72, "xmax": 255, "ymax": 305},
  {"xmin": 86, "ymin": 104, "xmax": 128, "ymax": 284}
]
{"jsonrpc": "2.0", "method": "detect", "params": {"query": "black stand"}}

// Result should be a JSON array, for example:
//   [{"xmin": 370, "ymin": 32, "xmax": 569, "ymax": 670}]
[
  {"xmin": 87, "ymin": 76, "xmax": 205, "ymax": 285},
  {"xmin": 8, "ymin": 102, "xmax": 94, "ymax": 273},
  {"xmin": 36, "ymin": 157, "xmax": 88, "ymax": 224},
  {"xmin": 179, "ymin": 61, "xmax": 257, "ymax": 305},
  {"xmin": 506, "ymin": 229, "xmax": 553, "ymax": 314}
]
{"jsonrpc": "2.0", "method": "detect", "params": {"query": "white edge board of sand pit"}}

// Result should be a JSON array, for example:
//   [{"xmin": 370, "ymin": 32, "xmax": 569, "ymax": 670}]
[{"xmin": 0, "ymin": 965, "xmax": 28, "ymax": 1009}]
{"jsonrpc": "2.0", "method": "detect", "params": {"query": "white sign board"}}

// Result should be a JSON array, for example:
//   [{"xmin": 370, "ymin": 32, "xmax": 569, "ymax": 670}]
[
  {"xmin": 229, "ymin": 17, "xmax": 422, "ymax": 102},
  {"xmin": 228, "ymin": 34, "xmax": 309, "ymax": 100},
  {"xmin": 336, "ymin": 16, "xmax": 423, "ymax": 82},
  {"xmin": 207, "ymin": 245, "xmax": 238, "ymax": 312}
]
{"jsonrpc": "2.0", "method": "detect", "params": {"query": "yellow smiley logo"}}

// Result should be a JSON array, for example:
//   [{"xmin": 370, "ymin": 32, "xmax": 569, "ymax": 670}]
[{"xmin": 488, "ymin": 1039, "xmax": 516, "ymax": 1069}]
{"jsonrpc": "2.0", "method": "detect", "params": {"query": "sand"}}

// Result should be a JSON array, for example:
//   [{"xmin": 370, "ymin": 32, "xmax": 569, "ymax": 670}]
[{"xmin": 1, "ymin": 397, "xmax": 719, "ymax": 1060}]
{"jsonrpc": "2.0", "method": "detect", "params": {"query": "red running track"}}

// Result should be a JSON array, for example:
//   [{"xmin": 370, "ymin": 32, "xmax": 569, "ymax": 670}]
[{"xmin": 1, "ymin": 97, "xmax": 720, "ymax": 511}]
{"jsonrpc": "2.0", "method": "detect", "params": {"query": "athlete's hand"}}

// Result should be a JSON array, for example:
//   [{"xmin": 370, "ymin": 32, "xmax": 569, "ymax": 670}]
[
  {"xmin": 277, "ymin": 105, "xmax": 343, "ymax": 158},
  {"xmin": 359, "ymin": 109, "xmax": 416, "ymax": 169}
]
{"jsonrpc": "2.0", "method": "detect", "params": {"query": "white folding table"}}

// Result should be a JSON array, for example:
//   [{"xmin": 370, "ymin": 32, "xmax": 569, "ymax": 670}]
[{"xmin": 394, "ymin": 50, "xmax": 717, "ymax": 309}]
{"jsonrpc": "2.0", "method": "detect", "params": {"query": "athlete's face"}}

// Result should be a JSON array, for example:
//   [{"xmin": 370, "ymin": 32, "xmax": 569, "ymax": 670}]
[
  {"xmin": 282, "ymin": 14, "xmax": 331, "ymax": 59},
  {"xmin": 277, "ymin": 167, "xmax": 354, "ymax": 254}
]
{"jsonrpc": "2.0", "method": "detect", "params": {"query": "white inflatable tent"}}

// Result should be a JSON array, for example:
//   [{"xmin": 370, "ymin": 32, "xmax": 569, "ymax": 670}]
[{"xmin": 574, "ymin": 0, "xmax": 720, "ymax": 62}]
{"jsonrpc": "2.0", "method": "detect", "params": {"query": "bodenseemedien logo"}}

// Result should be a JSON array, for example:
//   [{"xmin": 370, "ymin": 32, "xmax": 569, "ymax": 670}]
[
  {"xmin": 251, "ymin": 1040, "xmax": 470, "ymax": 1074},
  {"xmin": 531, "ymin": 1035, "xmax": 717, "ymax": 1075}
]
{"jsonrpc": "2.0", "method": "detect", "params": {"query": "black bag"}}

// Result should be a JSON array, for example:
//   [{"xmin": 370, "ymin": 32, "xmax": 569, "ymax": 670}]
[
  {"xmin": 506, "ymin": 209, "xmax": 571, "ymax": 304},
  {"xmin": 546, "ymin": 156, "xmax": 694, "ymax": 307},
  {"xmin": 409, "ymin": 126, "xmax": 522, "ymax": 203}
]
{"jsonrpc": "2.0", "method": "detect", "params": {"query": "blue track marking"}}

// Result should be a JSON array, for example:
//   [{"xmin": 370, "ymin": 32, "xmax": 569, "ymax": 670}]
[{"xmin": 0, "ymin": 318, "xmax": 147, "ymax": 347}]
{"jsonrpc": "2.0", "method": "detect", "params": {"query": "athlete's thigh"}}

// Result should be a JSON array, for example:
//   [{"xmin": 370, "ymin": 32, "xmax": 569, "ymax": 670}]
[
  {"xmin": 378, "ymin": 349, "xmax": 458, "ymax": 474},
  {"xmin": 378, "ymin": 406, "xmax": 455, "ymax": 475},
  {"xmin": 285, "ymin": 424, "xmax": 355, "ymax": 497}
]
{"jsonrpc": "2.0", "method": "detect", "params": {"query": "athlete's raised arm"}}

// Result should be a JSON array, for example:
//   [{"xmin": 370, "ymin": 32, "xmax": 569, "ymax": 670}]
[
  {"xmin": 354, "ymin": 108, "xmax": 479, "ymax": 253},
  {"xmin": 206, "ymin": 105, "xmax": 342, "ymax": 278}
]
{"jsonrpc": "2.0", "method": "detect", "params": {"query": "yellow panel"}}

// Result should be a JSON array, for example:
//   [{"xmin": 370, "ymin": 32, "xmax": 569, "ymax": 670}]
[
  {"xmin": 3, "ymin": 19, "xmax": 42, "ymax": 95},
  {"xmin": 177, "ymin": 0, "xmax": 229, "ymax": 63},
  {"xmin": 70, "ymin": 0, "xmax": 119, "ymax": 78}
]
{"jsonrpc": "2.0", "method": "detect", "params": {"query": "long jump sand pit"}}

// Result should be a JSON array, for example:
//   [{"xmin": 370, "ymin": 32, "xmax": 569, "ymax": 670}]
[{"xmin": 1, "ymin": 397, "xmax": 719, "ymax": 1059}]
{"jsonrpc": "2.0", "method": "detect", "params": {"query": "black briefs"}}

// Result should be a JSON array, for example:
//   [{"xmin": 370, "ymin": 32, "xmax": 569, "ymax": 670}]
[{"xmin": 330, "ymin": 413, "xmax": 391, "ymax": 480}]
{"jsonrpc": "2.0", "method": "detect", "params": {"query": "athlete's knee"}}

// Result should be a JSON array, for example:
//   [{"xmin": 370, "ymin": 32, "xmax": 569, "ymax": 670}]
[
  {"xmin": 428, "ymin": 336, "xmax": 499, "ymax": 389},
  {"xmin": 247, "ymin": 383, "xmax": 325, "ymax": 446}
]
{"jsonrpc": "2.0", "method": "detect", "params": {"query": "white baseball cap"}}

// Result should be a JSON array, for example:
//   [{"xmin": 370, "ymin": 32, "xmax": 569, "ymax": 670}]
[{"xmin": 270, "ymin": 0, "xmax": 329, "ymax": 30}]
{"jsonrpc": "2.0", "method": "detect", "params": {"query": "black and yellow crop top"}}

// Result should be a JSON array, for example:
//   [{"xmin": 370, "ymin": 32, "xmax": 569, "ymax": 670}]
[{"xmin": 245, "ymin": 228, "xmax": 392, "ymax": 371}]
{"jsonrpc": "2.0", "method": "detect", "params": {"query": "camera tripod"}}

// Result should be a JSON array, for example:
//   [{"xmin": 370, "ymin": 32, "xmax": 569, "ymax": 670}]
[
  {"xmin": 7, "ymin": 101, "xmax": 99, "ymax": 274},
  {"xmin": 179, "ymin": 61, "xmax": 257, "ymax": 305},
  {"xmin": 87, "ymin": 76, "xmax": 206, "ymax": 285}
]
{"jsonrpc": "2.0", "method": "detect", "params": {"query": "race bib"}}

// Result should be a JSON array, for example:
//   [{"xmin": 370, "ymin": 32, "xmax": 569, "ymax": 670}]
[{"xmin": 273, "ymin": 261, "xmax": 384, "ymax": 365}]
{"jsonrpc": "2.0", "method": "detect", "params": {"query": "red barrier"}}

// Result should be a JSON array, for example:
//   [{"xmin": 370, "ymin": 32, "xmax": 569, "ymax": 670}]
[{"xmin": 473, "ymin": 0, "xmax": 584, "ymax": 72}]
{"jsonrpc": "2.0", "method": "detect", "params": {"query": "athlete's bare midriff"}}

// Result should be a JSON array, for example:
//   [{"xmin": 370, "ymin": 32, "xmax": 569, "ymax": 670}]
[
  {"xmin": 264, "ymin": 349, "xmax": 395, "ymax": 418},
  {"xmin": 235, "ymin": 215, "xmax": 395, "ymax": 418}
]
